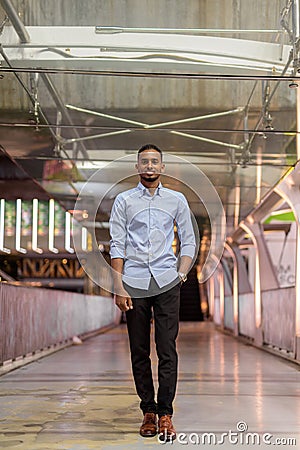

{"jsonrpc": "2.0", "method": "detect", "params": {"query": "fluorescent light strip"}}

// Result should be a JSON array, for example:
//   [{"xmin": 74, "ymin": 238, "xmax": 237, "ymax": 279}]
[
  {"xmin": 64, "ymin": 129, "xmax": 131, "ymax": 144},
  {"xmin": 48, "ymin": 199, "xmax": 58, "ymax": 253},
  {"xmin": 65, "ymin": 211, "xmax": 74, "ymax": 253},
  {"xmin": 15, "ymin": 199, "xmax": 26, "ymax": 253},
  {"xmin": 81, "ymin": 226, "xmax": 88, "ymax": 251},
  {"xmin": 32, "ymin": 199, "xmax": 43, "ymax": 254},
  {"xmin": 170, "ymin": 130, "xmax": 243, "ymax": 150},
  {"xmin": 0, "ymin": 199, "xmax": 10, "ymax": 254}
]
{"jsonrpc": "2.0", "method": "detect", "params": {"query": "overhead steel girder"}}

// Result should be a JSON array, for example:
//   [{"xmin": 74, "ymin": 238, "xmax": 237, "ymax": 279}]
[
  {"xmin": 0, "ymin": 0, "xmax": 90, "ymax": 159},
  {"xmin": 0, "ymin": 26, "xmax": 293, "ymax": 76}
]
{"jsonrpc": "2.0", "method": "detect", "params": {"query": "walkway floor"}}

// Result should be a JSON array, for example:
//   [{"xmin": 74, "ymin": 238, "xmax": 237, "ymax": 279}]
[{"xmin": 0, "ymin": 322, "xmax": 299, "ymax": 449}]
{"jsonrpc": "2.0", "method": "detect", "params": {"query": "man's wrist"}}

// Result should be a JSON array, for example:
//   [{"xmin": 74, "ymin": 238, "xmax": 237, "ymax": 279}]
[{"xmin": 178, "ymin": 272, "xmax": 187, "ymax": 283}]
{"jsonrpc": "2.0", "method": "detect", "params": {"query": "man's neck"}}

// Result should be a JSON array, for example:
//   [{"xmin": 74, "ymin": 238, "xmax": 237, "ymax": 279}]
[{"xmin": 140, "ymin": 179, "xmax": 160, "ymax": 196}]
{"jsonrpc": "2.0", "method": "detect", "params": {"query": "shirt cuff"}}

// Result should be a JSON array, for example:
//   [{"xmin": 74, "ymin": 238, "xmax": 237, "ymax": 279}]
[
  {"xmin": 110, "ymin": 247, "xmax": 125, "ymax": 259},
  {"xmin": 180, "ymin": 244, "xmax": 196, "ymax": 259}
]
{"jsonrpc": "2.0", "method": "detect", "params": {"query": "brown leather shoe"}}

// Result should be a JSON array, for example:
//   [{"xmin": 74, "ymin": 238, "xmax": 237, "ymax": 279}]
[
  {"xmin": 140, "ymin": 412, "xmax": 157, "ymax": 437},
  {"xmin": 158, "ymin": 415, "xmax": 176, "ymax": 442}
]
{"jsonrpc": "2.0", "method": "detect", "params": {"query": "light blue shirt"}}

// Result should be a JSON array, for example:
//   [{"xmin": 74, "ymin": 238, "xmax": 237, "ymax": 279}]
[{"xmin": 109, "ymin": 182, "xmax": 197, "ymax": 289}]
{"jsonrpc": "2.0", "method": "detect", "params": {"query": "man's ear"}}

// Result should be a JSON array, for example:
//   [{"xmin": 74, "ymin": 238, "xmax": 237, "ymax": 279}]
[
  {"xmin": 161, "ymin": 163, "xmax": 166, "ymax": 173},
  {"xmin": 135, "ymin": 163, "xmax": 138, "ymax": 171}
]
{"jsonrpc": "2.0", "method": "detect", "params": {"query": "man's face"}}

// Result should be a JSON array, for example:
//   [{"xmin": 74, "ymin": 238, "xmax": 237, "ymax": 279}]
[{"xmin": 136, "ymin": 150, "xmax": 165, "ymax": 183}]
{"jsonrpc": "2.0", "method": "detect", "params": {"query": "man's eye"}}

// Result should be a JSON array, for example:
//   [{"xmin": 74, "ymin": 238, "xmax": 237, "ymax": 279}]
[{"xmin": 140, "ymin": 159, "xmax": 159, "ymax": 164}]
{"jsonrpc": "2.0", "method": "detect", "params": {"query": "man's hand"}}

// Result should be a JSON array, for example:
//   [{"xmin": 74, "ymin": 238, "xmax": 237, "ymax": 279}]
[
  {"xmin": 111, "ymin": 258, "xmax": 133, "ymax": 312},
  {"xmin": 114, "ymin": 288, "xmax": 133, "ymax": 312}
]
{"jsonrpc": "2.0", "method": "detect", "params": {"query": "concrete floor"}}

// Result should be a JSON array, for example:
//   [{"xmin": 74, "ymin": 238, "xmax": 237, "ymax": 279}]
[{"xmin": 0, "ymin": 322, "xmax": 299, "ymax": 450}]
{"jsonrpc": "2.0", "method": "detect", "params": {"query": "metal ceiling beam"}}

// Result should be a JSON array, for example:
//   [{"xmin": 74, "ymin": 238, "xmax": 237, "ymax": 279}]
[
  {"xmin": 0, "ymin": 67, "xmax": 298, "ymax": 81},
  {"xmin": 239, "ymin": 50, "xmax": 294, "ymax": 166},
  {"xmin": 95, "ymin": 26, "xmax": 283, "ymax": 35},
  {"xmin": 64, "ymin": 105, "xmax": 244, "ymax": 150},
  {"xmin": 169, "ymin": 130, "xmax": 243, "ymax": 150},
  {"xmin": 39, "ymin": 74, "xmax": 88, "ymax": 158},
  {"xmin": 0, "ymin": 0, "xmax": 30, "ymax": 43},
  {"xmin": 291, "ymin": 0, "xmax": 300, "ymax": 40},
  {"xmin": 0, "ymin": 1, "xmax": 89, "ymax": 159},
  {"xmin": 66, "ymin": 105, "xmax": 243, "ymax": 129},
  {"xmin": 0, "ymin": 26, "xmax": 292, "ymax": 76},
  {"xmin": 239, "ymin": 1, "xmax": 297, "ymax": 165}
]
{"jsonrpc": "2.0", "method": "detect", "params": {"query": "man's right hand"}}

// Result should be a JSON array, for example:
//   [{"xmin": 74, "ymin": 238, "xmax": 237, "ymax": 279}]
[{"xmin": 114, "ymin": 288, "xmax": 133, "ymax": 312}]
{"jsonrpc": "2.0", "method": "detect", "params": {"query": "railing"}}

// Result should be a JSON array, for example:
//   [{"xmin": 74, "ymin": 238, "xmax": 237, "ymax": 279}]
[
  {"xmin": 0, "ymin": 282, "xmax": 121, "ymax": 365},
  {"xmin": 239, "ymin": 292, "xmax": 255, "ymax": 339},
  {"xmin": 224, "ymin": 295, "xmax": 234, "ymax": 331},
  {"xmin": 262, "ymin": 287, "xmax": 296, "ymax": 354},
  {"xmin": 213, "ymin": 296, "xmax": 221, "ymax": 325},
  {"xmin": 212, "ymin": 286, "xmax": 298, "ymax": 362}
]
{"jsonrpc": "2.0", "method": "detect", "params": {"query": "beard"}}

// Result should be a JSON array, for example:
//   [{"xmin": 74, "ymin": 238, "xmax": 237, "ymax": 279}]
[{"xmin": 140, "ymin": 173, "xmax": 160, "ymax": 183}]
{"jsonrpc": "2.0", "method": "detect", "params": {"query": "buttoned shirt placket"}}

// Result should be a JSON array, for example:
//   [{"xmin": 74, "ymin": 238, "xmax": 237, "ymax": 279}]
[{"xmin": 144, "ymin": 189, "xmax": 155, "ymax": 269}]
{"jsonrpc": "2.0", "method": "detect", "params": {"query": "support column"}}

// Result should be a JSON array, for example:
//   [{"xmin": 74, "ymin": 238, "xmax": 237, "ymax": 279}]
[
  {"xmin": 224, "ymin": 243, "xmax": 239, "ymax": 336},
  {"xmin": 239, "ymin": 221, "xmax": 279, "ymax": 345},
  {"xmin": 225, "ymin": 242, "xmax": 253, "ymax": 337},
  {"xmin": 218, "ymin": 263, "xmax": 225, "ymax": 330},
  {"xmin": 275, "ymin": 166, "xmax": 300, "ymax": 360},
  {"xmin": 209, "ymin": 276, "xmax": 215, "ymax": 318}
]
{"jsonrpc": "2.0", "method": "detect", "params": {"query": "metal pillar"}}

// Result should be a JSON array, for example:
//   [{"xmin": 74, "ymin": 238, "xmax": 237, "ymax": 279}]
[
  {"xmin": 239, "ymin": 220, "xmax": 279, "ymax": 345},
  {"xmin": 225, "ymin": 241, "xmax": 254, "ymax": 334},
  {"xmin": 209, "ymin": 276, "xmax": 215, "ymax": 318},
  {"xmin": 0, "ymin": 0, "xmax": 30, "ymax": 43},
  {"xmin": 218, "ymin": 263, "xmax": 225, "ymax": 329},
  {"xmin": 292, "ymin": 0, "xmax": 300, "ymax": 41},
  {"xmin": 224, "ymin": 243, "xmax": 239, "ymax": 336},
  {"xmin": 274, "ymin": 163, "xmax": 300, "ymax": 360}
]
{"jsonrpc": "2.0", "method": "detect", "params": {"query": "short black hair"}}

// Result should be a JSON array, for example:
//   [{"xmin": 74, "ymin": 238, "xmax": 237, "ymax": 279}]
[{"xmin": 137, "ymin": 144, "xmax": 163, "ymax": 160}]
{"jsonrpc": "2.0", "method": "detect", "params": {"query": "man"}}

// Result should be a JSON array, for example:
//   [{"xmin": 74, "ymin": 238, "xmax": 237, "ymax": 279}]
[{"xmin": 109, "ymin": 144, "xmax": 196, "ymax": 442}]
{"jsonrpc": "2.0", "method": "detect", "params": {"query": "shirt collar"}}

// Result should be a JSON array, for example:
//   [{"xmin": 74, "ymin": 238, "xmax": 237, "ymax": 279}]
[{"xmin": 137, "ymin": 181, "xmax": 162, "ymax": 197}]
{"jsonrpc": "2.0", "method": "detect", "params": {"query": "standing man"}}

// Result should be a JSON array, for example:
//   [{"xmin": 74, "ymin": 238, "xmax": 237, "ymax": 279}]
[{"xmin": 109, "ymin": 144, "xmax": 196, "ymax": 442}]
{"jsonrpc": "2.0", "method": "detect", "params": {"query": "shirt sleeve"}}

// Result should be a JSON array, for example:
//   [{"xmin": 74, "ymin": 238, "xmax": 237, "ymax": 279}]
[
  {"xmin": 109, "ymin": 194, "xmax": 127, "ymax": 259},
  {"xmin": 175, "ymin": 194, "xmax": 197, "ymax": 259}
]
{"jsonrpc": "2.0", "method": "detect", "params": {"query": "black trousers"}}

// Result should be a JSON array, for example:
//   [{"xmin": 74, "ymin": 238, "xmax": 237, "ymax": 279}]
[{"xmin": 125, "ymin": 278, "xmax": 180, "ymax": 417}]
